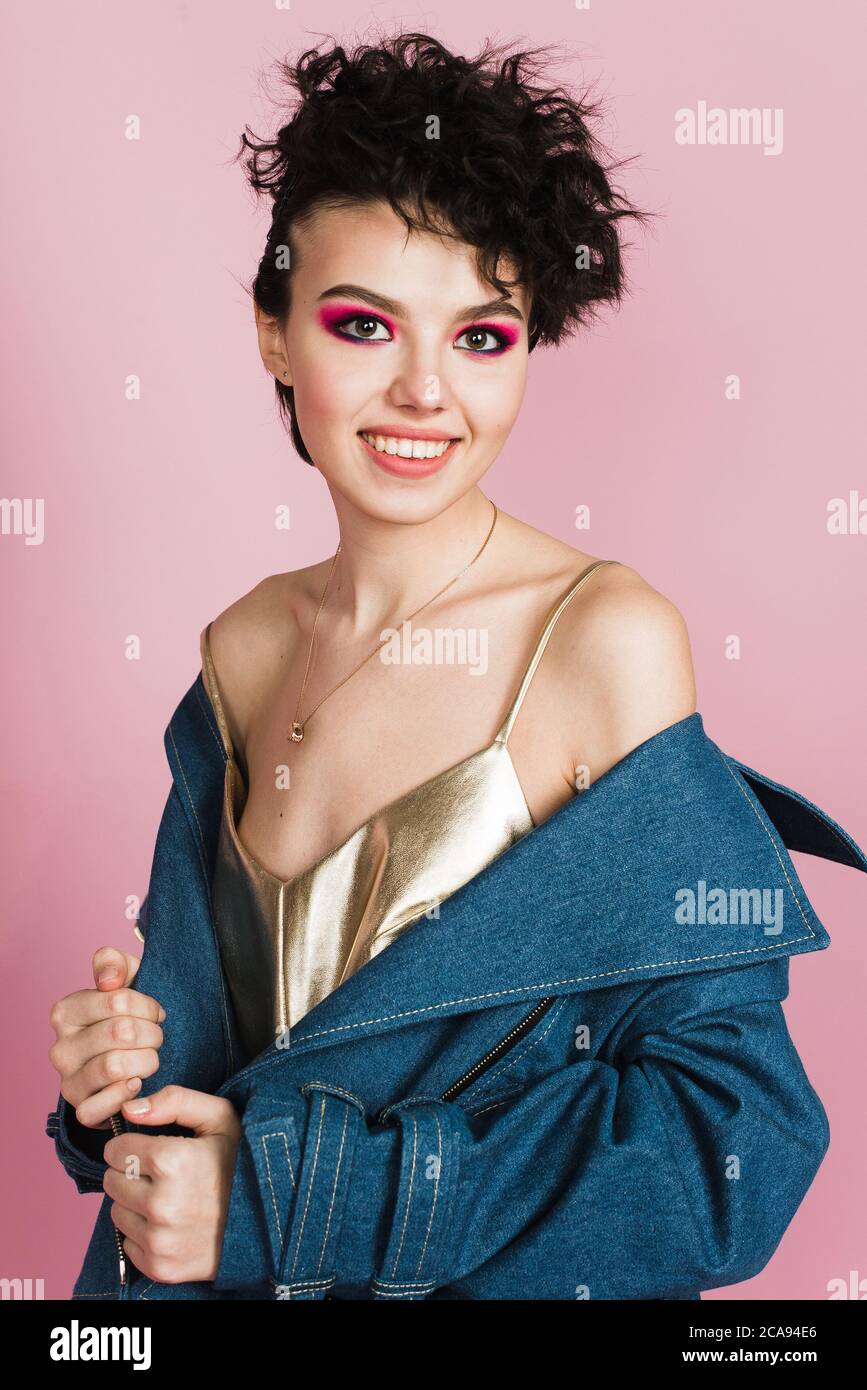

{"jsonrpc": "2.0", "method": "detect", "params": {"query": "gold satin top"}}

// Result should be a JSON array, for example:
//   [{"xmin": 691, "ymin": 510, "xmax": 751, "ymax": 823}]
[{"xmin": 204, "ymin": 560, "xmax": 615, "ymax": 1059}]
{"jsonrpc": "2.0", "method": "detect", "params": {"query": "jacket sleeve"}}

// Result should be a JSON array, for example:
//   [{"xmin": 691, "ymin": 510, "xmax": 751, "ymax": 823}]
[
  {"xmin": 212, "ymin": 955, "xmax": 830, "ymax": 1300},
  {"xmin": 45, "ymin": 893, "xmax": 150, "ymax": 1195},
  {"xmin": 45, "ymin": 1097, "xmax": 110, "ymax": 1195}
]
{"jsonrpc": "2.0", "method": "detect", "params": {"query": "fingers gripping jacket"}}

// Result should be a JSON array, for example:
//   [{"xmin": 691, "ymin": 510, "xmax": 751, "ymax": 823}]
[{"xmin": 231, "ymin": 1081, "xmax": 462, "ymax": 1300}]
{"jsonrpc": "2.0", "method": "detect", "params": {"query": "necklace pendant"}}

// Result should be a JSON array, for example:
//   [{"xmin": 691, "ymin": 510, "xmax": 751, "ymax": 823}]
[{"xmin": 289, "ymin": 721, "xmax": 304, "ymax": 743}]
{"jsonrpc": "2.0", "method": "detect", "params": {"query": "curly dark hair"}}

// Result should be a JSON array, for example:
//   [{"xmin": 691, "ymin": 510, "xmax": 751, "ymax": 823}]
[{"xmin": 235, "ymin": 30, "xmax": 652, "ymax": 464}]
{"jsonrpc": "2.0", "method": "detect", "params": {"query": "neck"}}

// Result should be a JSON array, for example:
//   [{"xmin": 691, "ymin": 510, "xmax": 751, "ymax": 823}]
[{"xmin": 321, "ymin": 486, "xmax": 498, "ymax": 638}]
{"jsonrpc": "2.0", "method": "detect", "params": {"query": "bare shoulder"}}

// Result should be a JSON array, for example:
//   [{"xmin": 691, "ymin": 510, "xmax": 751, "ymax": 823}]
[
  {"xmin": 548, "ymin": 558, "xmax": 697, "ymax": 782},
  {"xmin": 199, "ymin": 565, "xmax": 321, "ymax": 752}
]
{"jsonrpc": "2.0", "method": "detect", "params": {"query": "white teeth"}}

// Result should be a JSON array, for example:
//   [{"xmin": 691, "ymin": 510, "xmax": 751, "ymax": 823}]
[{"xmin": 360, "ymin": 433, "xmax": 454, "ymax": 460}]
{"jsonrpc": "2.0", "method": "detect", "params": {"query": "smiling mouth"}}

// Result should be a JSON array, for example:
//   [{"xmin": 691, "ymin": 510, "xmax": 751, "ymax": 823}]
[{"xmin": 358, "ymin": 431, "xmax": 460, "ymax": 460}]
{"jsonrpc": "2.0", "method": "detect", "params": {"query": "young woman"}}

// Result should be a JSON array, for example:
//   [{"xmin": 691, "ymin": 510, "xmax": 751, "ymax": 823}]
[{"xmin": 47, "ymin": 33, "xmax": 866, "ymax": 1302}]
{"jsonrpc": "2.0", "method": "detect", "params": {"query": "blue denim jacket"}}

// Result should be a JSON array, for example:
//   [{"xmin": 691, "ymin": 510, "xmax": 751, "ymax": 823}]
[{"xmin": 47, "ymin": 672, "xmax": 867, "ymax": 1300}]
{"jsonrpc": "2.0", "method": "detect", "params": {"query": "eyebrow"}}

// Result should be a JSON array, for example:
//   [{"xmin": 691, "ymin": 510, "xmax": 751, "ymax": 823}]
[{"xmin": 316, "ymin": 283, "xmax": 526, "ymax": 324}]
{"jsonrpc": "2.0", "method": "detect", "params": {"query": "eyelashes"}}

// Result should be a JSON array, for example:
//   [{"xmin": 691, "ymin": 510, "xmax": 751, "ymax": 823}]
[
  {"xmin": 328, "ymin": 312, "xmax": 394, "ymax": 344},
  {"xmin": 454, "ymin": 323, "xmax": 517, "ymax": 355},
  {"xmin": 317, "ymin": 305, "xmax": 518, "ymax": 356}
]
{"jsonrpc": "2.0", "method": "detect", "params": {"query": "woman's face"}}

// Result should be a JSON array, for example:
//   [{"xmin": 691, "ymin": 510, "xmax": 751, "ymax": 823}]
[{"xmin": 258, "ymin": 199, "xmax": 531, "ymax": 523}]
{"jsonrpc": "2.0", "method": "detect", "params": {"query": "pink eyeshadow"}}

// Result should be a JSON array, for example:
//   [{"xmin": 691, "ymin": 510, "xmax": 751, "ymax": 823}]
[
  {"xmin": 317, "ymin": 303, "xmax": 397, "ymax": 334},
  {"xmin": 317, "ymin": 303, "xmax": 521, "ymax": 351},
  {"xmin": 470, "ymin": 321, "xmax": 521, "ymax": 346}
]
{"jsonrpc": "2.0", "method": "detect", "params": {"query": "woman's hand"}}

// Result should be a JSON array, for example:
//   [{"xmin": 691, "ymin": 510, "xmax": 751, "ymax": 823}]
[
  {"xmin": 104, "ymin": 1086, "xmax": 242, "ymax": 1284},
  {"xmin": 48, "ymin": 946, "xmax": 166, "ymax": 1129}
]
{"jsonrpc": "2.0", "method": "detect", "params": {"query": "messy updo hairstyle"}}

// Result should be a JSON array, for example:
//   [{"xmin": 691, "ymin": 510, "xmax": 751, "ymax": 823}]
[{"xmin": 236, "ymin": 30, "xmax": 651, "ymax": 464}]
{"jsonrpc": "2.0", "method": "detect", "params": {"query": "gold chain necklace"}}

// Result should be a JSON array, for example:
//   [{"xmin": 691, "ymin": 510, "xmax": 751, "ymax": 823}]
[{"xmin": 288, "ymin": 501, "xmax": 499, "ymax": 743}]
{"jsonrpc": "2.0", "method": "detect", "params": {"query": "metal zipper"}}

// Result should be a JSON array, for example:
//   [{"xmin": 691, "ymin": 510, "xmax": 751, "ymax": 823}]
[
  {"xmin": 114, "ymin": 913, "xmax": 144, "ymax": 1292},
  {"xmin": 438, "ymin": 997, "xmax": 557, "ymax": 1102},
  {"xmin": 102, "ymin": 997, "xmax": 555, "ymax": 1292},
  {"xmin": 108, "ymin": 1111, "xmax": 129, "ymax": 1290}
]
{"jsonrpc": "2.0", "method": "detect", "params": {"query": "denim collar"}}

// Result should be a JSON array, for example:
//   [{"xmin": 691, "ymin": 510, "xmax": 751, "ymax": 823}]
[{"xmin": 164, "ymin": 671, "xmax": 865, "ymax": 1082}]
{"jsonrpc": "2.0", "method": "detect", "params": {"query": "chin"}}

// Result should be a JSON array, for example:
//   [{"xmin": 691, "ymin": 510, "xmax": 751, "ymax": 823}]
[{"xmin": 324, "ymin": 468, "xmax": 472, "ymax": 527}]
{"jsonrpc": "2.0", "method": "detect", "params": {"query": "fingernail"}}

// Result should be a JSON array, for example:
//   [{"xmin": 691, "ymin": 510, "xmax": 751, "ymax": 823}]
[
  {"xmin": 125, "ymin": 1098, "xmax": 150, "ymax": 1114},
  {"xmin": 98, "ymin": 967, "xmax": 119, "ymax": 984},
  {"xmin": 126, "ymin": 1077, "xmax": 142, "ymax": 1093},
  {"xmin": 157, "ymin": 1006, "xmax": 166, "ymax": 1022}
]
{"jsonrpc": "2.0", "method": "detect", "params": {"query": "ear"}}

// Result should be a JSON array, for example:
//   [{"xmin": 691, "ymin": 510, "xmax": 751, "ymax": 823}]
[{"xmin": 254, "ymin": 302, "xmax": 292, "ymax": 385}]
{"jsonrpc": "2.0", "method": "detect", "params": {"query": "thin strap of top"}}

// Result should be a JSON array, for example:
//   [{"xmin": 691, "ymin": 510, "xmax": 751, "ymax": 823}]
[
  {"xmin": 202, "ymin": 558, "xmax": 617, "ymax": 764},
  {"xmin": 202, "ymin": 621, "xmax": 235, "ymax": 762},
  {"xmin": 494, "ymin": 559, "xmax": 618, "ymax": 747}
]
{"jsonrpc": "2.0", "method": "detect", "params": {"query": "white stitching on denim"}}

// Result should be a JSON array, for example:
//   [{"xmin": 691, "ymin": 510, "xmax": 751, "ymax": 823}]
[
  {"xmin": 300, "ymin": 1080, "xmax": 365, "ymax": 1110},
  {"xmin": 372, "ymin": 1284, "xmax": 436, "ymax": 1295},
  {"xmin": 711, "ymin": 744, "xmax": 817, "ymax": 936},
  {"xmin": 371, "ymin": 1278, "xmax": 437, "ymax": 1293},
  {"xmin": 247, "ymin": 936, "xmax": 819, "ymax": 1066},
  {"xmin": 467, "ymin": 1090, "xmax": 526, "ymax": 1117},
  {"xmin": 414, "ymin": 1110, "xmax": 444, "ymax": 1280},
  {"xmin": 379, "ymin": 1092, "xmax": 445, "ymax": 1123},
  {"xmin": 212, "ymin": 751, "xmax": 831, "ymax": 1091},
  {"xmin": 285, "ymin": 1279, "xmax": 334, "ymax": 1289},
  {"xmin": 470, "ymin": 997, "xmax": 567, "ymax": 1100},
  {"xmin": 167, "ymin": 724, "xmax": 208, "ymax": 862},
  {"xmin": 168, "ymin": 723, "xmax": 236, "ymax": 1077},
  {"xmin": 245, "ymin": 759, "xmax": 823, "ymax": 1068},
  {"xmin": 276, "ymin": 1275, "xmax": 336, "ymax": 1296},
  {"xmin": 391, "ymin": 1112, "xmax": 422, "ymax": 1273},
  {"xmin": 278, "ymin": 1129, "xmax": 297, "ymax": 1191},
  {"xmin": 315, "ymin": 1101, "xmax": 351, "ymax": 1279},
  {"xmin": 289, "ymin": 1093, "xmax": 327, "ymax": 1279},
  {"xmin": 259, "ymin": 1134, "xmax": 285, "ymax": 1245},
  {"xmin": 733, "ymin": 757, "xmax": 864, "ymax": 861},
  {"xmin": 278, "ymin": 1276, "xmax": 334, "ymax": 1287},
  {"xmin": 179, "ymin": 684, "xmax": 856, "ymax": 1058}
]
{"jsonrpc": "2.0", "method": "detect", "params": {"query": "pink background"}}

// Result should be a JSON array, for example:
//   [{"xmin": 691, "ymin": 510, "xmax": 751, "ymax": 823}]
[{"xmin": 3, "ymin": 1, "xmax": 865, "ymax": 1300}]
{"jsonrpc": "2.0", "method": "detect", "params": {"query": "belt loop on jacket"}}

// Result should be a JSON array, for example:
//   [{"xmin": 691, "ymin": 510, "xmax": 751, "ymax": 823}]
[
  {"xmin": 369, "ymin": 1097, "xmax": 462, "ymax": 1301},
  {"xmin": 273, "ymin": 1082, "xmax": 365, "ymax": 1300}
]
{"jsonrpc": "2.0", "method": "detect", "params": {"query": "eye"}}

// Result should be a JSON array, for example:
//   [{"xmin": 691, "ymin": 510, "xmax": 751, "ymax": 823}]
[
  {"xmin": 333, "ymin": 313, "xmax": 392, "ymax": 343},
  {"xmin": 454, "ymin": 325, "xmax": 512, "ymax": 355}
]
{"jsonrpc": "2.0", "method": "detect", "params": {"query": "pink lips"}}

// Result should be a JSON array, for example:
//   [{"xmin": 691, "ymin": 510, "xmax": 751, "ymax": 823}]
[{"xmin": 357, "ymin": 432, "xmax": 459, "ymax": 478}]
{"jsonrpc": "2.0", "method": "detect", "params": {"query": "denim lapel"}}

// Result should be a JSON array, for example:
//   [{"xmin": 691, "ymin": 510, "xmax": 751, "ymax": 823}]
[
  {"xmin": 163, "ymin": 673, "xmax": 227, "ymax": 890},
  {"xmin": 164, "ymin": 672, "xmax": 866, "ymax": 1075}
]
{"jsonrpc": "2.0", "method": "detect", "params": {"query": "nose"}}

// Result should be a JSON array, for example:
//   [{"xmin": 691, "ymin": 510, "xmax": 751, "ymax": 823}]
[{"xmin": 385, "ymin": 335, "xmax": 454, "ymax": 413}]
